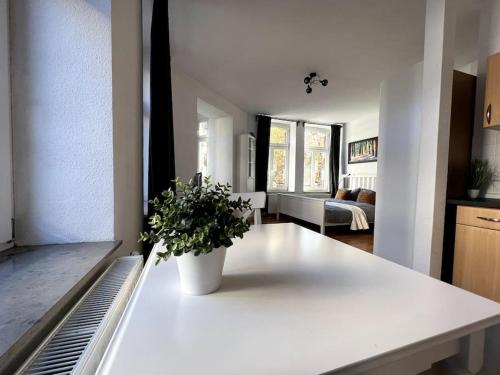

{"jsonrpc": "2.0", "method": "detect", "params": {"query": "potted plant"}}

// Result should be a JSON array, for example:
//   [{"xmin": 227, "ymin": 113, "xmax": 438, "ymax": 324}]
[
  {"xmin": 467, "ymin": 159, "xmax": 494, "ymax": 199},
  {"xmin": 140, "ymin": 177, "xmax": 252, "ymax": 295}
]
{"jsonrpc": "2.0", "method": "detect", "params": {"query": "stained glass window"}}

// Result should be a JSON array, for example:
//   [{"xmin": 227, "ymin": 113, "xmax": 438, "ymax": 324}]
[
  {"xmin": 270, "ymin": 148, "xmax": 287, "ymax": 189},
  {"xmin": 305, "ymin": 127, "xmax": 327, "ymax": 148},
  {"xmin": 267, "ymin": 122, "xmax": 292, "ymax": 191},
  {"xmin": 304, "ymin": 151, "xmax": 312, "ymax": 187},
  {"xmin": 270, "ymin": 126, "xmax": 287, "ymax": 145},
  {"xmin": 303, "ymin": 124, "xmax": 330, "ymax": 192}
]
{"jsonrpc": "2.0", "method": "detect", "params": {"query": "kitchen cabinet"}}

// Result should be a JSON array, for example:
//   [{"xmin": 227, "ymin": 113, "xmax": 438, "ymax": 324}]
[
  {"xmin": 453, "ymin": 205, "xmax": 500, "ymax": 301},
  {"xmin": 483, "ymin": 52, "xmax": 500, "ymax": 127}
]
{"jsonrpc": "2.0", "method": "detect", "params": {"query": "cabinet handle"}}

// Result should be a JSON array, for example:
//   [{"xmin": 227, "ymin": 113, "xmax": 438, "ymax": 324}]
[
  {"xmin": 486, "ymin": 104, "xmax": 492, "ymax": 124},
  {"xmin": 477, "ymin": 216, "xmax": 500, "ymax": 223}
]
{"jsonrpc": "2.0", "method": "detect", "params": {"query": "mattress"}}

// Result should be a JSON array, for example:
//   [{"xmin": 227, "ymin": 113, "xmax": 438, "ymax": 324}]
[{"xmin": 324, "ymin": 199, "xmax": 375, "ymax": 225}]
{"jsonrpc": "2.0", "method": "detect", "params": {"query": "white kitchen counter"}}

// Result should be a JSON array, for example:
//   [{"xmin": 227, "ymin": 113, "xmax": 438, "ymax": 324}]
[{"xmin": 98, "ymin": 224, "xmax": 500, "ymax": 374}]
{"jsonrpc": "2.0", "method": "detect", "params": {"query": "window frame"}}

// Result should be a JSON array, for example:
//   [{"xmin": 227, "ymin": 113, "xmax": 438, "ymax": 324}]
[
  {"xmin": 303, "ymin": 123, "xmax": 331, "ymax": 193},
  {"xmin": 0, "ymin": 11, "xmax": 13, "ymax": 248},
  {"xmin": 267, "ymin": 122, "xmax": 291, "ymax": 192}
]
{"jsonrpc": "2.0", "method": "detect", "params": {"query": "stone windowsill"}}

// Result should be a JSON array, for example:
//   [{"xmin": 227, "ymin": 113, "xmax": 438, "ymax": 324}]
[{"xmin": 0, "ymin": 241, "xmax": 121, "ymax": 374}]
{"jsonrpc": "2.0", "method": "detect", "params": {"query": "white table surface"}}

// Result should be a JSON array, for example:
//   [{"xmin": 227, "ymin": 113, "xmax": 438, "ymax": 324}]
[{"xmin": 98, "ymin": 224, "xmax": 500, "ymax": 375}]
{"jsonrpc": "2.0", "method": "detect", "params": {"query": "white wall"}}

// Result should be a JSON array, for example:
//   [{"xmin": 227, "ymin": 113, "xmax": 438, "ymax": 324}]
[
  {"xmin": 171, "ymin": 67, "xmax": 251, "ymax": 190},
  {"xmin": 342, "ymin": 113, "xmax": 379, "ymax": 176},
  {"xmin": 142, "ymin": 0, "xmax": 254, "ymax": 196},
  {"xmin": 376, "ymin": 0, "xmax": 455, "ymax": 277},
  {"xmin": 10, "ymin": 0, "xmax": 114, "ymax": 245},
  {"xmin": 247, "ymin": 114, "xmax": 257, "ymax": 135},
  {"xmin": 0, "ymin": 0, "xmax": 13, "ymax": 250},
  {"xmin": 374, "ymin": 62, "xmax": 423, "ymax": 268},
  {"xmin": 471, "ymin": 0, "xmax": 500, "ymax": 198},
  {"xmin": 412, "ymin": 0, "xmax": 455, "ymax": 278},
  {"xmin": 456, "ymin": 60, "xmax": 478, "ymax": 75},
  {"xmin": 197, "ymin": 98, "xmax": 234, "ymax": 186}
]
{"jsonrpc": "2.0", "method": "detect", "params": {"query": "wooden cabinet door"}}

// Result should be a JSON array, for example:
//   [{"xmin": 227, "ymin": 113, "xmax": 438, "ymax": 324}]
[
  {"xmin": 483, "ymin": 52, "xmax": 500, "ymax": 128},
  {"xmin": 453, "ymin": 224, "xmax": 500, "ymax": 301},
  {"xmin": 457, "ymin": 206, "xmax": 500, "ymax": 231}
]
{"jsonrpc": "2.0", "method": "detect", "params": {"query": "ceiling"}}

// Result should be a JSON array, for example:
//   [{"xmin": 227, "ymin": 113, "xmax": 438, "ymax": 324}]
[{"xmin": 157, "ymin": 0, "xmax": 481, "ymax": 124}]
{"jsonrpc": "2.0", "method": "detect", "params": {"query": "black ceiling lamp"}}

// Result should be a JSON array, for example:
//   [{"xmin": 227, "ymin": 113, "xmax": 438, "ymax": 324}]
[{"xmin": 304, "ymin": 72, "xmax": 328, "ymax": 94}]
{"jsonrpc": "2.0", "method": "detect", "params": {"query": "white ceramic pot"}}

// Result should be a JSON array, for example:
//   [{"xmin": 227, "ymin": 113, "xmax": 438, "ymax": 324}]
[
  {"xmin": 467, "ymin": 189, "xmax": 480, "ymax": 199},
  {"xmin": 176, "ymin": 247, "xmax": 227, "ymax": 295}
]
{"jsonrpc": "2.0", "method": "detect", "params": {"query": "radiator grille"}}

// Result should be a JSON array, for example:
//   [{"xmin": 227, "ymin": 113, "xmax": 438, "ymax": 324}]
[{"xmin": 17, "ymin": 257, "xmax": 142, "ymax": 375}]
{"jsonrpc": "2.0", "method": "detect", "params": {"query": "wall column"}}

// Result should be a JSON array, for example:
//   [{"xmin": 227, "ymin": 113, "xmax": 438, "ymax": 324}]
[
  {"xmin": 112, "ymin": 0, "xmax": 143, "ymax": 254},
  {"xmin": 294, "ymin": 122, "xmax": 304, "ymax": 194},
  {"xmin": 412, "ymin": 0, "xmax": 456, "ymax": 277}
]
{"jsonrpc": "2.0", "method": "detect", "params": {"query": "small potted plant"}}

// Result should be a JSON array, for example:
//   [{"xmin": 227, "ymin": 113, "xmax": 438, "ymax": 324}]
[
  {"xmin": 140, "ymin": 177, "xmax": 252, "ymax": 295},
  {"xmin": 467, "ymin": 159, "xmax": 494, "ymax": 199}
]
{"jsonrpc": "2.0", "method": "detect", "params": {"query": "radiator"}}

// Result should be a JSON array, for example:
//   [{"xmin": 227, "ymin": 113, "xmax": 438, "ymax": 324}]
[{"xmin": 15, "ymin": 256, "xmax": 143, "ymax": 375}]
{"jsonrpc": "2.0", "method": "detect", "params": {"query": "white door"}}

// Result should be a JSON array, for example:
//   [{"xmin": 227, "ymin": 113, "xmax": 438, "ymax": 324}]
[{"xmin": 0, "ymin": 1, "xmax": 13, "ymax": 251}]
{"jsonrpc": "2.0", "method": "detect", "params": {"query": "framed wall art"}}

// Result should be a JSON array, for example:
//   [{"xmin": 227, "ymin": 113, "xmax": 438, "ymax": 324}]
[{"xmin": 348, "ymin": 137, "xmax": 378, "ymax": 164}]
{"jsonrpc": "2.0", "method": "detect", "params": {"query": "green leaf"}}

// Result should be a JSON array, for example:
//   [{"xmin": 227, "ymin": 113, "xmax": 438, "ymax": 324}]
[{"xmin": 139, "ymin": 176, "xmax": 251, "ymax": 265}]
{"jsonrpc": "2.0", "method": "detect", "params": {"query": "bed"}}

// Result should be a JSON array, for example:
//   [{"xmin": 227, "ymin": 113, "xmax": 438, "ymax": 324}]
[{"xmin": 276, "ymin": 175, "xmax": 376, "ymax": 234}]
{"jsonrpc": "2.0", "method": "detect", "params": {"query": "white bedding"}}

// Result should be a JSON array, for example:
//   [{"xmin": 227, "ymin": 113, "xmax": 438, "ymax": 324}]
[{"xmin": 324, "ymin": 201, "xmax": 369, "ymax": 230}]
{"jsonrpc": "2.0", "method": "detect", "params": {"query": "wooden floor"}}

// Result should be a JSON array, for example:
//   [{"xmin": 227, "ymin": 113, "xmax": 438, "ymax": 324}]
[{"xmin": 262, "ymin": 213, "xmax": 374, "ymax": 253}]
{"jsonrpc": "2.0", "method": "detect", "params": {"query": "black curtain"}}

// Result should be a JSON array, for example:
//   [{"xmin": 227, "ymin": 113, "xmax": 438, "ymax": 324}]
[
  {"xmin": 148, "ymin": 0, "xmax": 175, "ymax": 208},
  {"xmin": 330, "ymin": 125, "xmax": 342, "ymax": 196},
  {"xmin": 145, "ymin": 0, "xmax": 175, "ymax": 259},
  {"xmin": 255, "ymin": 115, "xmax": 272, "ymax": 192}
]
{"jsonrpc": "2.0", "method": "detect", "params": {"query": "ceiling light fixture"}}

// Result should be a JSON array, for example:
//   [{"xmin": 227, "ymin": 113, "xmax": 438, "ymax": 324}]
[{"xmin": 304, "ymin": 72, "xmax": 328, "ymax": 94}]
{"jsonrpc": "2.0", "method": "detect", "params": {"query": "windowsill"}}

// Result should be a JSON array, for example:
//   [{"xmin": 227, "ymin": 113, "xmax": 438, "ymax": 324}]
[{"xmin": 0, "ymin": 241, "xmax": 121, "ymax": 373}]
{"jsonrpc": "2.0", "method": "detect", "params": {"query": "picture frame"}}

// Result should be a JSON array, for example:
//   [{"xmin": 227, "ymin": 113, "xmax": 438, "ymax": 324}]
[{"xmin": 348, "ymin": 137, "xmax": 378, "ymax": 164}]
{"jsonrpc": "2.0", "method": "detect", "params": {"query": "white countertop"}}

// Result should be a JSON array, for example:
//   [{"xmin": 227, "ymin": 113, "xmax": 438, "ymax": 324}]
[{"xmin": 98, "ymin": 224, "xmax": 500, "ymax": 375}]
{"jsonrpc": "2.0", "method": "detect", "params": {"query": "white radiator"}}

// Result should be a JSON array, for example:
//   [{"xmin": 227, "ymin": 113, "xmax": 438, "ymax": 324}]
[{"xmin": 15, "ymin": 256, "xmax": 143, "ymax": 375}]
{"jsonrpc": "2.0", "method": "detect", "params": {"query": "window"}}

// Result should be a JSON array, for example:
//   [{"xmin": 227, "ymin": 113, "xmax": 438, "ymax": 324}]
[
  {"xmin": 198, "ymin": 121, "xmax": 209, "ymax": 177},
  {"xmin": 303, "ymin": 124, "xmax": 331, "ymax": 192},
  {"xmin": 268, "ymin": 121, "xmax": 291, "ymax": 191},
  {"xmin": 0, "ymin": 10, "xmax": 13, "ymax": 249}
]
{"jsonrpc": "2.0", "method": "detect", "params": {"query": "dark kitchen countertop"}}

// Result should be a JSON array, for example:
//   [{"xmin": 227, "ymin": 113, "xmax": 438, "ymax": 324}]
[
  {"xmin": 0, "ymin": 241, "xmax": 121, "ymax": 373},
  {"xmin": 447, "ymin": 198, "xmax": 500, "ymax": 209}
]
